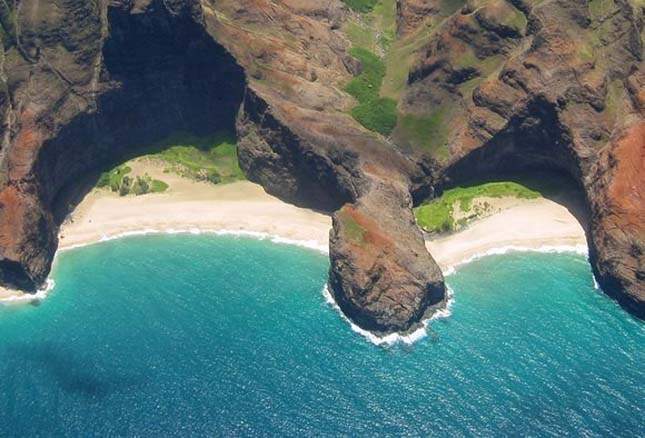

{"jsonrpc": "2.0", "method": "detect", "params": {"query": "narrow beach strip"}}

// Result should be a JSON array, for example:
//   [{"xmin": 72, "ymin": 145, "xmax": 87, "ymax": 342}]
[{"xmin": 1, "ymin": 180, "xmax": 590, "ymax": 347}]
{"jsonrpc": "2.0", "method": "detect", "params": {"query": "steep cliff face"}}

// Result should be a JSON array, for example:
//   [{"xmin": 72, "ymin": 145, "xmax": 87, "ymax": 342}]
[
  {"xmin": 398, "ymin": 0, "xmax": 644, "ymax": 318},
  {"xmin": 588, "ymin": 121, "xmax": 644, "ymax": 318},
  {"xmin": 212, "ymin": 1, "xmax": 448, "ymax": 333},
  {"xmin": 0, "ymin": 0, "xmax": 642, "ymax": 332},
  {"xmin": 0, "ymin": 0, "xmax": 245, "ymax": 290}
]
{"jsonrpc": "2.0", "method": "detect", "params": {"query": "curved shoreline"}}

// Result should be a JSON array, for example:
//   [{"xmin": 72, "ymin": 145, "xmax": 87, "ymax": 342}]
[
  {"xmin": 325, "ymin": 242, "xmax": 594, "ymax": 347},
  {"xmin": 0, "ymin": 180, "xmax": 591, "ymax": 345},
  {"xmin": 0, "ymin": 226, "xmax": 594, "ymax": 346},
  {"xmin": 62, "ymin": 227, "xmax": 329, "ymax": 254}
]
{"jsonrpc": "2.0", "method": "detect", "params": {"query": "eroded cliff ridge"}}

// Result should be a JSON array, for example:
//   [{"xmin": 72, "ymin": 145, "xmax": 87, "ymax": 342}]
[{"xmin": 0, "ymin": 0, "xmax": 642, "ymax": 333}]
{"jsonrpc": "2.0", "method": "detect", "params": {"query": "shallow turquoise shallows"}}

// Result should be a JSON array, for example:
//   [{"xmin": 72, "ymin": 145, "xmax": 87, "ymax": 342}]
[{"xmin": 0, "ymin": 235, "xmax": 643, "ymax": 437}]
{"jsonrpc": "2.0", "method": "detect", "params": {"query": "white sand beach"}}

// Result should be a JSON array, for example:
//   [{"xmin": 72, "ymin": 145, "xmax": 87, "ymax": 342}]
[
  {"xmin": 0, "ymin": 160, "xmax": 587, "ymax": 302},
  {"xmin": 58, "ymin": 180, "xmax": 332, "ymax": 252},
  {"xmin": 58, "ymin": 175, "xmax": 586, "ymax": 268},
  {"xmin": 424, "ymin": 197, "xmax": 587, "ymax": 270}
]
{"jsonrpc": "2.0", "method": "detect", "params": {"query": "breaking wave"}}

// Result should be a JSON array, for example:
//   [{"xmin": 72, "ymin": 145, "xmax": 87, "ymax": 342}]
[{"xmin": 321, "ymin": 284, "xmax": 454, "ymax": 347}]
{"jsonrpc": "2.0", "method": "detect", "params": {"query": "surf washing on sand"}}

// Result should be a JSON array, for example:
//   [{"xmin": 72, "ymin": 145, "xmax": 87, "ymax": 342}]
[
  {"xmin": 1, "ymin": 234, "xmax": 642, "ymax": 436},
  {"xmin": 1, "ymin": 229, "xmax": 599, "ymax": 347}
]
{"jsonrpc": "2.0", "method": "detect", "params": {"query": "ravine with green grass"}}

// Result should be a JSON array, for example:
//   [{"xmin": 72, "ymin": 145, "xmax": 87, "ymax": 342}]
[{"xmin": 344, "ymin": 47, "xmax": 398, "ymax": 136}]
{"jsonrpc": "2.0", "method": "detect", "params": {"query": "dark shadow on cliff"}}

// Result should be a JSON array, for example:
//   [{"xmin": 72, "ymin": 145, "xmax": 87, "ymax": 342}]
[
  {"xmin": 413, "ymin": 97, "xmax": 592, "ymax": 239},
  {"xmin": 439, "ymin": 170, "xmax": 590, "ymax": 233},
  {"xmin": 33, "ymin": 3, "xmax": 246, "ymax": 225}
]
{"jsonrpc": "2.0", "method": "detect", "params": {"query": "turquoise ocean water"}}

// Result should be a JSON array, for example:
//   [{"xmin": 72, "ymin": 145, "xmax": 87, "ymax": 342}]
[{"xmin": 0, "ymin": 234, "xmax": 642, "ymax": 436}]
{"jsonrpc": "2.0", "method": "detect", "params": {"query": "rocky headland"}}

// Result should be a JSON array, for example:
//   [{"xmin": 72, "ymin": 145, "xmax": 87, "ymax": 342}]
[{"xmin": 0, "ymin": 0, "xmax": 642, "ymax": 334}]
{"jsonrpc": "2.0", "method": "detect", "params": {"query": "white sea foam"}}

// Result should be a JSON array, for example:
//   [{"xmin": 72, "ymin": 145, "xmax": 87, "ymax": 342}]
[
  {"xmin": 57, "ymin": 242, "xmax": 95, "ymax": 252},
  {"xmin": 322, "ymin": 284, "xmax": 455, "ymax": 347},
  {"xmin": 0, "ymin": 279, "xmax": 56, "ymax": 304},
  {"xmin": 8, "ymin": 230, "xmax": 595, "ymax": 347},
  {"xmin": 321, "ymin": 243, "xmax": 594, "ymax": 347},
  {"xmin": 442, "ymin": 243, "xmax": 600, "ymax": 297},
  {"xmin": 443, "ymin": 243, "xmax": 589, "ymax": 276},
  {"xmin": 98, "ymin": 228, "xmax": 162, "ymax": 242},
  {"xmin": 59, "ymin": 227, "xmax": 329, "ymax": 255}
]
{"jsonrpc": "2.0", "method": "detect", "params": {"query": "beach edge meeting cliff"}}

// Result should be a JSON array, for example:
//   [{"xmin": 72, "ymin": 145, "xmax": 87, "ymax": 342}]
[{"xmin": 0, "ymin": 0, "xmax": 642, "ymax": 334}]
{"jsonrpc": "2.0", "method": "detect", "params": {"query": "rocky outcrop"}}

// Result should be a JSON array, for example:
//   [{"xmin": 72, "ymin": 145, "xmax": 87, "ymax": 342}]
[
  {"xmin": 401, "ymin": 0, "xmax": 644, "ymax": 317},
  {"xmin": 0, "ymin": 0, "xmax": 245, "ymax": 290},
  {"xmin": 329, "ymin": 182, "xmax": 445, "ymax": 334},
  {"xmin": 0, "ymin": 0, "xmax": 642, "ymax": 332},
  {"xmin": 588, "ymin": 121, "xmax": 645, "ymax": 318}
]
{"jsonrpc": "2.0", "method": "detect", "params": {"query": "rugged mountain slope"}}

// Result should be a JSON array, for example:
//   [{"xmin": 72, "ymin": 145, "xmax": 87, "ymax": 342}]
[
  {"xmin": 0, "ymin": 0, "xmax": 642, "ymax": 334},
  {"xmin": 396, "ymin": 0, "xmax": 644, "ymax": 318}
]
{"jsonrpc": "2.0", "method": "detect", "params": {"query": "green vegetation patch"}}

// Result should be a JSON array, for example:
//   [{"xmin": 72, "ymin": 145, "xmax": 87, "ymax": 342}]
[
  {"xmin": 130, "ymin": 176, "xmax": 168, "ymax": 195},
  {"xmin": 97, "ymin": 167, "xmax": 169, "ymax": 197},
  {"xmin": 345, "ymin": 47, "xmax": 398, "ymax": 135},
  {"xmin": 346, "ymin": 21, "xmax": 377, "ymax": 50},
  {"xmin": 150, "ymin": 179, "xmax": 169, "ymax": 193},
  {"xmin": 97, "ymin": 165, "xmax": 132, "ymax": 192},
  {"xmin": 338, "ymin": 210, "xmax": 367, "ymax": 243},
  {"xmin": 372, "ymin": 0, "xmax": 397, "ymax": 50},
  {"xmin": 343, "ymin": 0, "xmax": 397, "ymax": 53},
  {"xmin": 344, "ymin": 0, "xmax": 380, "ymax": 13},
  {"xmin": 414, "ymin": 181, "xmax": 541, "ymax": 233},
  {"xmin": 394, "ymin": 108, "xmax": 452, "ymax": 157},
  {"xmin": 146, "ymin": 131, "xmax": 245, "ymax": 184},
  {"xmin": 415, "ymin": 199, "xmax": 455, "ymax": 234},
  {"xmin": 351, "ymin": 97, "xmax": 398, "ymax": 135},
  {"xmin": 506, "ymin": 7, "xmax": 527, "ymax": 33},
  {"xmin": 345, "ymin": 48, "xmax": 386, "ymax": 100},
  {"xmin": 455, "ymin": 49, "xmax": 480, "ymax": 69},
  {"xmin": 95, "ymin": 131, "xmax": 244, "ymax": 196}
]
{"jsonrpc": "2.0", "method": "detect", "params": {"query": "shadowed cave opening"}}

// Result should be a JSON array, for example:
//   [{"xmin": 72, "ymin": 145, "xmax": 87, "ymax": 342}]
[
  {"xmin": 413, "ymin": 97, "xmax": 592, "ymax": 243},
  {"xmin": 6, "ymin": 2, "xmax": 355, "ymax": 293},
  {"xmin": 33, "ymin": 5, "xmax": 246, "ymax": 226}
]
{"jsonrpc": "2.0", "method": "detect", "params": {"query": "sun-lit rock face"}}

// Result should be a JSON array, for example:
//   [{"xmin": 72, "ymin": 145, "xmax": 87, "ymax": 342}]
[{"xmin": 0, "ymin": 0, "xmax": 642, "ymax": 331}]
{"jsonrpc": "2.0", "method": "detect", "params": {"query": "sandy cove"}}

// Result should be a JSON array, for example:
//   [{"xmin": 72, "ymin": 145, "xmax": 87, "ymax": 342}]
[
  {"xmin": 424, "ymin": 197, "xmax": 587, "ymax": 269},
  {"xmin": 1, "ymin": 170, "xmax": 587, "ymax": 301},
  {"xmin": 58, "ymin": 181, "xmax": 332, "ymax": 252},
  {"xmin": 57, "ymin": 176, "xmax": 586, "ymax": 268}
]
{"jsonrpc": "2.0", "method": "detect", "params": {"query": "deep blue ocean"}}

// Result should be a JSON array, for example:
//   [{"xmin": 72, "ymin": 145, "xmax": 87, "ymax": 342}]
[{"xmin": 0, "ymin": 235, "xmax": 642, "ymax": 437}]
